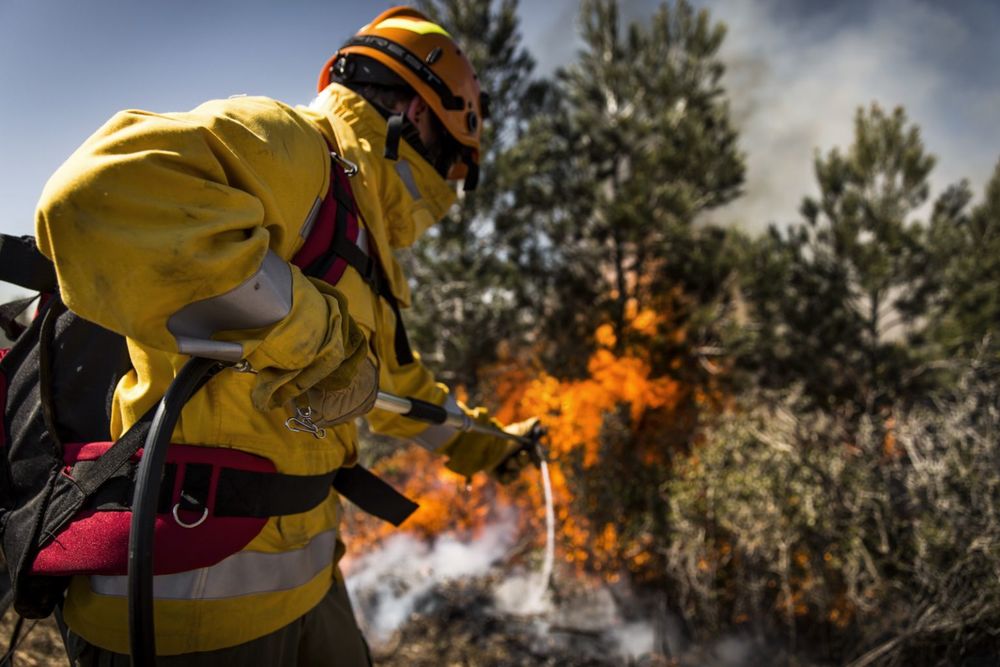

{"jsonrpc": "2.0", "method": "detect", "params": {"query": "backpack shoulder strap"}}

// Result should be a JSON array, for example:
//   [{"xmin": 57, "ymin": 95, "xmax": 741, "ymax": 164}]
[
  {"xmin": 297, "ymin": 159, "xmax": 416, "ymax": 365},
  {"xmin": 0, "ymin": 297, "xmax": 36, "ymax": 342},
  {"xmin": 0, "ymin": 235, "xmax": 58, "ymax": 293},
  {"xmin": 0, "ymin": 235, "xmax": 58, "ymax": 342}
]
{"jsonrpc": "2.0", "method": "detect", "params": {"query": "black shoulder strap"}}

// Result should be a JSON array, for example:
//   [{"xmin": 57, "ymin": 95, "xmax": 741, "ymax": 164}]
[
  {"xmin": 0, "ymin": 235, "xmax": 58, "ymax": 293},
  {"xmin": 0, "ymin": 297, "xmax": 36, "ymax": 341}
]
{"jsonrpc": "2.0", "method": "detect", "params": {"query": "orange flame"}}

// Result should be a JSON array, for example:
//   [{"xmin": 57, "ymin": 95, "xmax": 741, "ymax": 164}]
[{"xmin": 343, "ymin": 305, "xmax": 698, "ymax": 580}]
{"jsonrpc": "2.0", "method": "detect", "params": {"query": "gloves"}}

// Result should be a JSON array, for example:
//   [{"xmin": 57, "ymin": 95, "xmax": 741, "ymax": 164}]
[
  {"xmin": 306, "ymin": 356, "xmax": 379, "ymax": 426},
  {"xmin": 441, "ymin": 411, "xmax": 542, "ymax": 483},
  {"xmin": 491, "ymin": 418, "xmax": 543, "ymax": 485},
  {"xmin": 250, "ymin": 287, "xmax": 370, "ymax": 413}
]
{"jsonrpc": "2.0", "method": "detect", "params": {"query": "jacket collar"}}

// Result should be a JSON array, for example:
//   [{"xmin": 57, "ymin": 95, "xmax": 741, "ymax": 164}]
[{"xmin": 304, "ymin": 84, "xmax": 457, "ymax": 249}]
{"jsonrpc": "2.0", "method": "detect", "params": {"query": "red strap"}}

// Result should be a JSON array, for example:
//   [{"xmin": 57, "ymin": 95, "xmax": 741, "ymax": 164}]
[{"xmin": 292, "ymin": 164, "xmax": 363, "ymax": 286}]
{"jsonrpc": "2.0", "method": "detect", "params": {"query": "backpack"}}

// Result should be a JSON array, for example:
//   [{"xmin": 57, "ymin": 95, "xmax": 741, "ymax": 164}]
[{"xmin": 0, "ymin": 156, "xmax": 418, "ymax": 627}]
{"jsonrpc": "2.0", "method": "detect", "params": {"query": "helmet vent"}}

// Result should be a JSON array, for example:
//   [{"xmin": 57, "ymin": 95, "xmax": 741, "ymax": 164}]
[{"xmin": 426, "ymin": 47, "xmax": 443, "ymax": 64}]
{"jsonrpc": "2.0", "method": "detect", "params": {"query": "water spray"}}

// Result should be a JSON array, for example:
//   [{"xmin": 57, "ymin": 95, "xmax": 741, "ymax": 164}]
[
  {"xmin": 373, "ymin": 391, "xmax": 557, "ymax": 606},
  {"xmin": 531, "ymin": 459, "xmax": 556, "ymax": 610}
]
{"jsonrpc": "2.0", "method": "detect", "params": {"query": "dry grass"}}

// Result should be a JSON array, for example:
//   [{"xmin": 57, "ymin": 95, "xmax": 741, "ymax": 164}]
[{"xmin": 665, "ymin": 363, "xmax": 1000, "ymax": 665}]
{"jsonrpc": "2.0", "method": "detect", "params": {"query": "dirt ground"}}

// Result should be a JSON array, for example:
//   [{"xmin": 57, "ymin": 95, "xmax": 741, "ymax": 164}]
[{"xmin": 0, "ymin": 609, "xmax": 66, "ymax": 666}]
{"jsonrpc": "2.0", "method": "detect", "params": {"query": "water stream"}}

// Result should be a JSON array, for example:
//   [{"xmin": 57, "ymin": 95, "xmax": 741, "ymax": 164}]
[{"xmin": 526, "ymin": 459, "xmax": 556, "ymax": 610}]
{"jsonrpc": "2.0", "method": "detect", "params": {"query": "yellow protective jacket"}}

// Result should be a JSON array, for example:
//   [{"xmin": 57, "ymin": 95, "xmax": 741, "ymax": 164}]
[{"xmin": 34, "ymin": 85, "xmax": 511, "ymax": 654}]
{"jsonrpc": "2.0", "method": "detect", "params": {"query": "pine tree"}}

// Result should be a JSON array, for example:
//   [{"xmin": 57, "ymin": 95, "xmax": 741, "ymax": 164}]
[
  {"xmin": 494, "ymin": 0, "xmax": 747, "ymax": 593},
  {"xmin": 405, "ymin": 0, "xmax": 550, "ymax": 394},
  {"xmin": 925, "ymin": 161, "xmax": 1000, "ymax": 360},
  {"xmin": 510, "ymin": 0, "xmax": 745, "ymax": 377},
  {"xmin": 747, "ymin": 104, "xmax": 954, "ymax": 415}
]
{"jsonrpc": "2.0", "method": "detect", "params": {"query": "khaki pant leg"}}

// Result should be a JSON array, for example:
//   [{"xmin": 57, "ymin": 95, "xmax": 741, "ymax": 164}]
[{"xmin": 298, "ymin": 576, "xmax": 372, "ymax": 667}]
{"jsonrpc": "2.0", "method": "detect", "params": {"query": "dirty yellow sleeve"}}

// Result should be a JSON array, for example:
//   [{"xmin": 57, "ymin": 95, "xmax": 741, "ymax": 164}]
[{"xmin": 35, "ymin": 96, "xmax": 365, "ymax": 406}]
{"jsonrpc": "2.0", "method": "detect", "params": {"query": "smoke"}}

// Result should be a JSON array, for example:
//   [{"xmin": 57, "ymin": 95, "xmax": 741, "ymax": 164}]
[
  {"xmin": 344, "ymin": 518, "xmax": 517, "ymax": 643},
  {"xmin": 345, "ymin": 518, "xmax": 772, "ymax": 664},
  {"xmin": 519, "ymin": 0, "xmax": 1000, "ymax": 232},
  {"xmin": 706, "ymin": 0, "xmax": 998, "ymax": 230},
  {"xmin": 615, "ymin": 620, "xmax": 657, "ymax": 660}
]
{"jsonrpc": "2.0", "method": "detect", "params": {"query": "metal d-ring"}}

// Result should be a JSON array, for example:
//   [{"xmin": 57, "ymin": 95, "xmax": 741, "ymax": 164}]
[{"xmin": 172, "ymin": 503, "xmax": 209, "ymax": 528}]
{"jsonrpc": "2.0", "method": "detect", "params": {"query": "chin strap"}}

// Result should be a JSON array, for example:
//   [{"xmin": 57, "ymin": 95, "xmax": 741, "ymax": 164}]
[
  {"xmin": 463, "ymin": 155, "xmax": 479, "ymax": 191},
  {"xmin": 383, "ymin": 110, "xmax": 479, "ymax": 191},
  {"xmin": 384, "ymin": 113, "xmax": 405, "ymax": 161}
]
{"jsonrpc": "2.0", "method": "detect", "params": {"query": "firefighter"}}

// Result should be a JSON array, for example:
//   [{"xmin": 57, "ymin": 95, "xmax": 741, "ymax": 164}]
[{"xmin": 36, "ymin": 7, "xmax": 532, "ymax": 665}]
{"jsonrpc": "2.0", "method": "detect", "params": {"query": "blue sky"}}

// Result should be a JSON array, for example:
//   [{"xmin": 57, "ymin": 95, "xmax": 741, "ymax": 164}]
[{"xmin": 2, "ymin": 0, "xmax": 998, "ymax": 245}]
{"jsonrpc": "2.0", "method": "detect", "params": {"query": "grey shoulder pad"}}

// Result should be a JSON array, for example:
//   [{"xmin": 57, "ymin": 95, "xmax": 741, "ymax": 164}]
[{"xmin": 167, "ymin": 250, "xmax": 293, "ymax": 362}]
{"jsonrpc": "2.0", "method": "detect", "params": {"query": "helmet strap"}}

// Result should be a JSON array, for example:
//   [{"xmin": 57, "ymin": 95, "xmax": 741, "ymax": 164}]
[
  {"xmin": 384, "ymin": 113, "xmax": 405, "ymax": 161},
  {"xmin": 463, "ymin": 155, "xmax": 479, "ymax": 192}
]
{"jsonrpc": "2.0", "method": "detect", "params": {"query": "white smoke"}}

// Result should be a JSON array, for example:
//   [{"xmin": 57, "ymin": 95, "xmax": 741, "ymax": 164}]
[
  {"xmin": 345, "ymin": 520, "xmax": 660, "ymax": 663},
  {"xmin": 519, "ymin": 0, "xmax": 1000, "ymax": 232},
  {"xmin": 494, "ymin": 570, "xmax": 553, "ymax": 616},
  {"xmin": 708, "ymin": 0, "xmax": 990, "ymax": 230},
  {"xmin": 617, "ymin": 621, "xmax": 657, "ymax": 659},
  {"xmin": 344, "ymin": 519, "xmax": 517, "ymax": 643},
  {"xmin": 345, "ymin": 519, "xmax": 777, "ymax": 664}
]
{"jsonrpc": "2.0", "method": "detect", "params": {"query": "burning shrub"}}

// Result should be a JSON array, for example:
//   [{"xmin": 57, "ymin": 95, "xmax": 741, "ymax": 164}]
[
  {"xmin": 665, "ymin": 363, "xmax": 1000, "ymax": 665},
  {"xmin": 344, "ymin": 296, "xmax": 702, "ymax": 580}
]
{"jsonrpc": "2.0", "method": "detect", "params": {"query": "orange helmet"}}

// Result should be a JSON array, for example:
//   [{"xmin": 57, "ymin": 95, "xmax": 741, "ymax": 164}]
[{"xmin": 318, "ymin": 6, "xmax": 489, "ymax": 189}]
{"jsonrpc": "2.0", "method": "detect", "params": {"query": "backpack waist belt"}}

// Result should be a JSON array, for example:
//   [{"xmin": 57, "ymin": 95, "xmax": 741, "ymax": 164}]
[
  {"xmin": 73, "ymin": 451, "xmax": 414, "ymax": 524},
  {"xmin": 29, "ymin": 441, "xmax": 416, "ymax": 579}
]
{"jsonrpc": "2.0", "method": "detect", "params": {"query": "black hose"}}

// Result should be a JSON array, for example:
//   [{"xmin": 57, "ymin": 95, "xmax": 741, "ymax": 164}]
[{"xmin": 127, "ymin": 357, "xmax": 222, "ymax": 666}]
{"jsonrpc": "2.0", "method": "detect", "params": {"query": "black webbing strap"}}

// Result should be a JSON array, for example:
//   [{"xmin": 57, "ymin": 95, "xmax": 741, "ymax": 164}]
[
  {"xmin": 73, "ymin": 413, "xmax": 151, "ymax": 497},
  {"xmin": 0, "ymin": 297, "xmax": 35, "ymax": 341},
  {"xmin": 330, "ymin": 180, "xmax": 376, "ymax": 283},
  {"xmin": 331, "ymin": 170, "xmax": 414, "ymax": 365},
  {"xmin": 212, "ymin": 463, "xmax": 418, "ymax": 526},
  {"xmin": 37, "ymin": 300, "xmax": 65, "ymax": 450},
  {"xmin": 76, "ymin": 459, "xmax": 417, "ymax": 526},
  {"xmin": 462, "ymin": 155, "xmax": 479, "ymax": 192},
  {"xmin": 69, "ymin": 366, "xmax": 221, "ymax": 501},
  {"xmin": 212, "ymin": 467, "xmax": 337, "ymax": 518},
  {"xmin": 332, "ymin": 465, "xmax": 418, "ymax": 527},
  {"xmin": 175, "ymin": 463, "xmax": 212, "ymax": 512},
  {"xmin": 383, "ymin": 289, "xmax": 415, "ymax": 365},
  {"xmin": 0, "ymin": 234, "xmax": 58, "ymax": 293},
  {"xmin": 305, "ymin": 170, "xmax": 376, "ymax": 286},
  {"xmin": 384, "ymin": 113, "xmax": 404, "ymax": 162}
]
